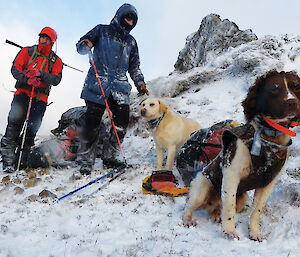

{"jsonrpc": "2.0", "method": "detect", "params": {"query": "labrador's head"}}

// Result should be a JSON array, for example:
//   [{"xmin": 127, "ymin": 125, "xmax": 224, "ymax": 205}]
[{"xmin": 138, "ymin": 98, "xmax": 168, "ymax": 120}]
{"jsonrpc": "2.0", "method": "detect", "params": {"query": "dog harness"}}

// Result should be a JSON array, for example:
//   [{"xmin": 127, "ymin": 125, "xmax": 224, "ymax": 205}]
[{"xmin": 202, "ymin": 122, "xmax": 289, "ymax": 196}]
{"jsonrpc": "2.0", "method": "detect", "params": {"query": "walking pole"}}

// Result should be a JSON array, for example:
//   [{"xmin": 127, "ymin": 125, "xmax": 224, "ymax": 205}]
[
  {"xmin": 58, "ymin": 164, "xmax": 126, "ymax": 201},
  {"xmin": 62, "ymin": 62, "xmax": 84, "ymax": 73},
  {"xmin": 88, "ymin": 50, "xmax": 127, "ymax": 164},
  {"xmin": 17, "ymin": 86, "xmax": 35, "ymax": 171}
]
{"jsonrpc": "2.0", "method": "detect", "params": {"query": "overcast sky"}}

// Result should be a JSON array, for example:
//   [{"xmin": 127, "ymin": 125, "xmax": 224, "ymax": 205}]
[{"xmin": 1, "ymin": 0, "xmax": 300, "ymax": 135}]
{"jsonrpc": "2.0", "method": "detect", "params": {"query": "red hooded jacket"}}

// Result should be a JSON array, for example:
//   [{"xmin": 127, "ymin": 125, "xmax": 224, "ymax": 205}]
[{"xmin": 11, "ymin": 41, "xmax": 63, "ymax": 103}]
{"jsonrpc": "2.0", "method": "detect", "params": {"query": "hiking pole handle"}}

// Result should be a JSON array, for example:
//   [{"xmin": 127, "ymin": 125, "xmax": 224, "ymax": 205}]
[{"xmin": 6, "ymin": 39, "xmax": 23, "ymax": 49}]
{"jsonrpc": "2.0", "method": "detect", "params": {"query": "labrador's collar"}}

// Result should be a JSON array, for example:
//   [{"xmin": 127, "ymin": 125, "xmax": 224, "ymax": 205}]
[{"xmin": 148, "ymin": 112, "xmax": 166, "ymax": 129}]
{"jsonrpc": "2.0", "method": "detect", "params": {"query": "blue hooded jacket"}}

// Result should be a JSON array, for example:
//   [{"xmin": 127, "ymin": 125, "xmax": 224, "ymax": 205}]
[{"xmin": 76, "ymin": 3, "xmax": 145, "ymax": 105}]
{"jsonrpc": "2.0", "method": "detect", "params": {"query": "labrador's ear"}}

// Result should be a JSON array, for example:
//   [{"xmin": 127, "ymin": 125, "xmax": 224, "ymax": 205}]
[{"xmin": 158, "ymin": 100, "xmax": 168, "ymax": 113}]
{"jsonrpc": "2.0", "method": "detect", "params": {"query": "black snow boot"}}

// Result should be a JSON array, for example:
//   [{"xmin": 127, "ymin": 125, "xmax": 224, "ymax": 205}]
[
  {"xmin": 2, "ymin": 164, "xmax": 15, "ymax": 173},
  {"xmin": 0, "ymin": 126, "xmax": 19, "ymax": 172},
  {"xmin": 15, "ymin": 137, "xmax": 34, "ymax": 170},
  {"xmin": 102, "ymin": 158, "xmax": 125, "ymax": 169},
  {"xmin": 80, "ymin": 164, "xmax": 92, "ymax": 175},
  {"xmin": 101, "ymin": 136, "xmax": 125, "ymax": 169}
]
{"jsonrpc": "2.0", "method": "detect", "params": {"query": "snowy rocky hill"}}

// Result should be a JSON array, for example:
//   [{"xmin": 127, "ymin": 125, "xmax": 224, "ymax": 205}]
[
  {"xmin": 174, "ymin": 13, "xmax": 258, "ymax": 73},
  {"xmin": 1, "ymin": 13, "xmax": 300, "ymax": 257},
  {"xmin": 149, "ymin": 14, "xmax": 300, "ymax": 99}
]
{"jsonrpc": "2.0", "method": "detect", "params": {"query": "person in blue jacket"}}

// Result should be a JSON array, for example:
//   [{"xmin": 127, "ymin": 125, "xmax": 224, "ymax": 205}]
[{"xmin": 76, "ymin": 3, "xmax": 149, "ymax": 175}]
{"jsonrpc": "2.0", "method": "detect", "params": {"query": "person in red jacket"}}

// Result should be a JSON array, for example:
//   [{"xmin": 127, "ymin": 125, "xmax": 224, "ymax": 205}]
[{"xmin": 0, "ymin": 26, "xmax": 63, "ymax": 173}]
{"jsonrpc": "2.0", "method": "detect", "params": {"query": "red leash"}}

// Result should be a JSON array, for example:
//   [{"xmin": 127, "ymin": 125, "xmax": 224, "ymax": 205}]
[
  {"xmin": 261, "ymin": 114, "xmax": 297, "ymax": 137},
  {"xmin": 88, "ymin": 51, "xmax": 126, "ymax": 162}
]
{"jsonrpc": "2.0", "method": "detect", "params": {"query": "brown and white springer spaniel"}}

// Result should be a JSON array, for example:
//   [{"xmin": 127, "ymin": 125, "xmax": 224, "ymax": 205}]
[{"xmin": 182, "ymin": 70, "xmax": 300, "ymax": 241}]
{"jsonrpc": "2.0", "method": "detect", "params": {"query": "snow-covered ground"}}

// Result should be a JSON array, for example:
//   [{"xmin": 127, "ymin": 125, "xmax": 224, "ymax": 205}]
[{"xmin": 1, "ymin": 34, "xmax": 300, "ymax": 257}]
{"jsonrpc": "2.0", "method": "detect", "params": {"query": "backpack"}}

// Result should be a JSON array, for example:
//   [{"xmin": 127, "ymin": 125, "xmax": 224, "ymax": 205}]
[
  {"xmin": 176, "ymin": 120, "xmax": 243, "ymax": 186},
  {"xmin": 26, "ymin": 106, "xmax": 108, "ymax": 169},
  {"xmin": 27, "ymin": 126, "xmax": 79, "ymax": 168},
  {"xmin": 142, "ymin": 170, "xmax": 189, "ymax": 197},
  {"xmin": 27, "ymin": 45, "xmax": 58, "ymax": 73}
]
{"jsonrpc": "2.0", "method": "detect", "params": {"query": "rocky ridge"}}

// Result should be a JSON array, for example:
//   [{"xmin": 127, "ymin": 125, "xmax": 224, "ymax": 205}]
[
  {"xmin": 174, "ymin": 13, "xmax": 258, "ymax": 73},
  {"xmin": 148, "ymin": 14, "xmax": 300, "ymax": 98}
]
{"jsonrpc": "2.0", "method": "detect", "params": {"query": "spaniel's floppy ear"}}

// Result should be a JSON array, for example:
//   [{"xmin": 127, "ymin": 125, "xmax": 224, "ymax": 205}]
[
  {"xmin": 287, "ymin": 71, "xmax": 300, "ymax": 100},
  {"xmin": 242, "ymin": 79, "xmax": 261, "ymax": 122},
  {"xmin": 243, "ymin": 70, "xmax": 279, "ymax": 122},
  {"xmin": 158, "ymin": 100, "xmax": 168, "ymax": 114}
]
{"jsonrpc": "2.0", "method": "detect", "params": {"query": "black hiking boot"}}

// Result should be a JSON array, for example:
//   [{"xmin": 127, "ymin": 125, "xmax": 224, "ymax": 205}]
[
  {"xmin": 102, "ymin": 158, "xmax": 125, "ymax": 169},
  {"xmin": 80, "ymin": 164, "xmax": 92, "ymax": 175},
  {"xmin": 2, "ymin": 164, "xmax": 15, "ymax": 173}
]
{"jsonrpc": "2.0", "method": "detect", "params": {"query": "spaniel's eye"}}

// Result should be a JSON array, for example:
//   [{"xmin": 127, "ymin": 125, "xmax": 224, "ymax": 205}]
[
  {"xmin": 290, "ymin": 83, "xmax": 300, "ymax": 92},
  {"xmin": 142, "ymin": 103, "xmax": 145, "ymax": 107},
  {"xmin": 271, "ymin": 84, "xmax": 280, "ymax": 92},
  {"xmin": 150, "ymin": 103, "xmax": 155, "ymax": 107}
]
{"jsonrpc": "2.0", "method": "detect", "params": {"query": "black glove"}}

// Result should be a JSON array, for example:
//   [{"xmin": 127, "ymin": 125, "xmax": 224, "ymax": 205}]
[{"xmin": 137, "ymin": 84, "xmax": 149, "ymax": 96}]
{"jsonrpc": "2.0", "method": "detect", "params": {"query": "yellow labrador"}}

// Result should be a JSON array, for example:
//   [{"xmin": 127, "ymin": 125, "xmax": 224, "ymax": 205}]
[{"xmin": 139, "ymin": 98, "xmax": 201, "ymax": 170}]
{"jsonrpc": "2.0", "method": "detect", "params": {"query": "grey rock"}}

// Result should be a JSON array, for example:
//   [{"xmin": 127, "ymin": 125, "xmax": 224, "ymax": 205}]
[
  {"xmin": 2, "ymin": 175, "xmax": 11, "ymax": 185},
  {"xmin": 174, "ymin": 13, "xmax": 257, "ymax": 73},
  {"xmin": 28, "ymin": 194, "xmax": 38, "ymax": 202},
  {"xmin": 23, "ymin": 177, "xmax": 42, "ymax": 188},
  {"xmin": 39, "ymin": 189, "xmax": 57, "ymax": 199},
  {"xmin": 14, "ymin": 186, "xmax": 24, "ymax": 194}
]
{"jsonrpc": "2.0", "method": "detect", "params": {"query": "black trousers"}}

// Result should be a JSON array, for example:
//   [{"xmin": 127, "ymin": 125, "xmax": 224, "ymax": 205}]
[{"xmin": 77, "ymin": 94, "xmax": 129, "ymax": 165}]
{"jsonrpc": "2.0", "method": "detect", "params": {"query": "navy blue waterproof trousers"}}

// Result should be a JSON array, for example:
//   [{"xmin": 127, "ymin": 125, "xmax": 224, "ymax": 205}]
[{"xmin": 1, "ymin": 93, "xmax": 47, "ymax": 167}]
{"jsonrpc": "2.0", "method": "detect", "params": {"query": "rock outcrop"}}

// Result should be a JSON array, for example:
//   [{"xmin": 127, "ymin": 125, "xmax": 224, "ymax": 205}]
[
  {"xmin": 174, "ymin": 13, "xmax": 258, "ymax": 73},
  {"xmin": 148, "ymin": 15, "xmax": 300, "ymax": 98}
]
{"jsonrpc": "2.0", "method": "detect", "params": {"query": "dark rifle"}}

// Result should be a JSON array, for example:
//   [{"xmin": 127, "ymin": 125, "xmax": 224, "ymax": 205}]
[{"xmin": 5, "ymin": 39, "xmax": 83, "ymax": 73}]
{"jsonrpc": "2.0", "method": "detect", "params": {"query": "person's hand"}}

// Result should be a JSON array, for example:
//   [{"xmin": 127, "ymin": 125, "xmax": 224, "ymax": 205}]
[
  {"xmin": 27, "ymin": 76, "xmax": 41, "ymax": 87},
  {"xmin": 77, "ymin": 39, "xmax": 93, "ymax": 55},
  {"xmin": 81, "ymin": 39, "xmax": 93, "ymax": 49},
  {"xmin": 137, "ymin": 84, "xmax": 149, "ymax": 96},
  {"xmin": 25, "ymin": 68, "xmax": 41, "ymax": 87},
  {"xmin": 25, "ymin": 68, "xmax": 40, "ymax": 79}
]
